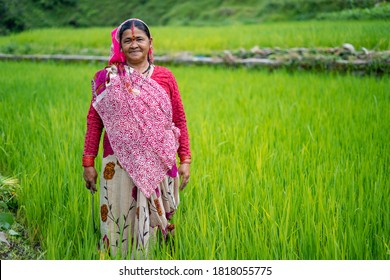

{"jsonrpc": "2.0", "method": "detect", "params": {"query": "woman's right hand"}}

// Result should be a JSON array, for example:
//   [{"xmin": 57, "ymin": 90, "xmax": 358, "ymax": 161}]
[{"xmin": 83, "ymin": 166, "xmax": 98, "ymax": 193}]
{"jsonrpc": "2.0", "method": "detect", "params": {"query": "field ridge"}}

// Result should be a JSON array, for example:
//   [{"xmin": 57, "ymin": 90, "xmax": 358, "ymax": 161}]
[{"xmin": 1, "ymin": 44, "xmax": 389, "ymax": 75}]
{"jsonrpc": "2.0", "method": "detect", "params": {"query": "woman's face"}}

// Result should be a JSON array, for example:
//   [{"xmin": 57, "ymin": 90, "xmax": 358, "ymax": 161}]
[{"xmin": 120, "ymin": 27, "xmax": 151, "ymax": 65}]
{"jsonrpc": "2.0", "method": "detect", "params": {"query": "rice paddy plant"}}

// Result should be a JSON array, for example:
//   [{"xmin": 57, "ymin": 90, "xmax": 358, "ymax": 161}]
[
  {"xmin": 0, "ymin": 61, "xmax": 388, "ymax": 259},
  {"xmin": 153, "ymin": 20, "xmax": 390, "ymax": 53},
  {"xmin": 0, "ymin": 20, "xmax": 389, "ymax": 56}
]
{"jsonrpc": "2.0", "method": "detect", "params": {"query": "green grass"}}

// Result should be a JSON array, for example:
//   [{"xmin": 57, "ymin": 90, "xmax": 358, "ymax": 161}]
[
  {"xmin": 0, "ymin": 60, "xmax": 388, "ymax": 259},
  {"xmin": 0, "ymin": 21, "xmax": 389, "ymax": 56}
]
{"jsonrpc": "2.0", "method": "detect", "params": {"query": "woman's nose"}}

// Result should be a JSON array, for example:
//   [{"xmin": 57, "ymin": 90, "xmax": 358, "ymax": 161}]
[{"xmin": 130, "ymin": 40, "xmax": 138, "ymax": 48}]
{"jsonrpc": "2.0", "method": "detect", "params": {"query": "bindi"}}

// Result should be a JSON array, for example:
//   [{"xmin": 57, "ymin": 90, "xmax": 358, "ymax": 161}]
[{"xmin": 131, "ymin": 23, "xmax": 136, "ymax": 41}]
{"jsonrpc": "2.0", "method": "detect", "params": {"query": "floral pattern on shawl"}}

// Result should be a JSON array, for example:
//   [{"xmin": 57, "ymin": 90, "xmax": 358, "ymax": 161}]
[{"xmin": 92, "ymin": 64, "xmax": 180, "ymax": 198}]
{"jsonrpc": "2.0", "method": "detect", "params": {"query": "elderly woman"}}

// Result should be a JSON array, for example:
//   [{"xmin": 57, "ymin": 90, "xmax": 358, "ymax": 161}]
[{"xmin": 82, "ymin": 18, "xmax": 191, "ymax": 258}]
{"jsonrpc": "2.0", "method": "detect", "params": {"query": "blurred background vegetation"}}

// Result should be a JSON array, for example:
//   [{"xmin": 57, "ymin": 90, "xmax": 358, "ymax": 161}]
[{"xmin": 1, "ymin": 0, "xmax": 389, "ymax": 35}]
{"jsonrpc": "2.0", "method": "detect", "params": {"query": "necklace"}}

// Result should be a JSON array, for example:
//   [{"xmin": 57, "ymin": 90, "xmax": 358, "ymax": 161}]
[
  {"xmin": 127, "ymin": 64, "xmax": 152, "ymax": 96},
  {"xmin": 142, "ymin": 63, "xmax": 151, "ymax": 74}
]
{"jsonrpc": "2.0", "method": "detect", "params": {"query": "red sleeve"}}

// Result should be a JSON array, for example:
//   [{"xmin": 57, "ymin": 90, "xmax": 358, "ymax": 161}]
[
  {"xmin": 82, "ymin": 70, "xmax": 106, "ymax": 162},
  {"xmin": 166, "ymin": 69, "xmax": 192, "ymax": 160},
  {"xmin": 151, "ymin": 66, "xmax": 191, "ymax": 161}
]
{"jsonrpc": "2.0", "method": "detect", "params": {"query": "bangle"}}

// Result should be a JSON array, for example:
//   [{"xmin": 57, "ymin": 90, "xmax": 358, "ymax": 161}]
[
  {"xmin": 180, "ymin": 155, "xmax": 191, "ymax": 163},
  {"xmin": 82, "ymin": 156, "xmax": 95, "ymax": 167},
  {"xmin": 180, "ymin": 155, "xmax": 191, "ymax": 165}
]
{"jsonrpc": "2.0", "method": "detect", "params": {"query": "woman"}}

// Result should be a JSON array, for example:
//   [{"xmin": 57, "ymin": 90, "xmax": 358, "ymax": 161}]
[{"xmin": 82, "ymin": 18, "xmax": 191, "ymax": 258}]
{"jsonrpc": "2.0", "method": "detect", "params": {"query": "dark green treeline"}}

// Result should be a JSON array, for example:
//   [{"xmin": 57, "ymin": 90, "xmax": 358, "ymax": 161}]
[{"xmin": 0, "ymin": 0, "xmax": 386, "ymax": 34}]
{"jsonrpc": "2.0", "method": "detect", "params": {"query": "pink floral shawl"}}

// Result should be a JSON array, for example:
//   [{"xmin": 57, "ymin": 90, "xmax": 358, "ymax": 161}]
[{"xmin": 92, "ymin": 64, "xmax": 180, "ymax": 198}]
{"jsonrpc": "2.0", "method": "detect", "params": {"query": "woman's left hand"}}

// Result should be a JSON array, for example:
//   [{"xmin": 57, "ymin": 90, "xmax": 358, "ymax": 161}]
[{"xmin": 178, "ymin": 163, "xmax": 190, "ymax": 190}]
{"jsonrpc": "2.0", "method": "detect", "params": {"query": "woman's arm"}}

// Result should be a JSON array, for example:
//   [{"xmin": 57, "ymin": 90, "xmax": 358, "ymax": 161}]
[
  {"xmin": 168, "ymin": 71, "xmax": 191, "ymax": 189},
  {"xmin": 82, "ymin": 70, "xmax": 106, "ymax": 191}
]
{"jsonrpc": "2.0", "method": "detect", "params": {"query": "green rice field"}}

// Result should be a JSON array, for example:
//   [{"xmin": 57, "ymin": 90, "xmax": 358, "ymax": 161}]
[
  {"xmin": 0, "ymin": 59, "xmax": 388, "ymax": 259},
  {"xmin": 1, "ymin": 20, "xmax": 389, "ymax": 55}
]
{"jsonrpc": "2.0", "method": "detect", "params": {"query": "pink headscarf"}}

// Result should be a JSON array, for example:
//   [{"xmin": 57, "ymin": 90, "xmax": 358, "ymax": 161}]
[{"xmin": 108, "ymin": 18, "xmax": 154, "ymax": 65}]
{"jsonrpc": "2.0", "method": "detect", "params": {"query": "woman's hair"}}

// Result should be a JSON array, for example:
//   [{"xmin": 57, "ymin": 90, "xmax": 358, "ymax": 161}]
[{"xmin": 119, "ymin": 19, "xmax": 151, "ymax": 42}]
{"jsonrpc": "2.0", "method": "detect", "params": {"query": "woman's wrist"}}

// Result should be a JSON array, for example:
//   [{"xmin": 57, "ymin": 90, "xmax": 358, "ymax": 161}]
[
  {"xmin": 180, "ymin": 155, "xmax": 191, "ymax": 165},
  {"xmin": 82, "ymin": 155, "xmax": 95, "ymax": 167}
]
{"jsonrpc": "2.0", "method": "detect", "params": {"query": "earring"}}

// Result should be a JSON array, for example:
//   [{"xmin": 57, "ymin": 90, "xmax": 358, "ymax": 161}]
[{"xmin": 148, "ymin": 46, "xmax": 154, "ymax": 63}]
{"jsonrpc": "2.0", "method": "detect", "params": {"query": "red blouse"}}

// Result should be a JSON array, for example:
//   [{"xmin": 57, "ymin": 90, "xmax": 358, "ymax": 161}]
[{"xmin": 83, "ymin": 65, "xmax": 191, "ymax": 166}]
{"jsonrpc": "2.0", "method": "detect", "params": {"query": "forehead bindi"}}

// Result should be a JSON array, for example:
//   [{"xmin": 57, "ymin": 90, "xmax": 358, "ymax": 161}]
[{"xmin": 122, "ymin": 28, "xmax": 147, "ymax": 40}]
